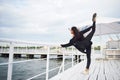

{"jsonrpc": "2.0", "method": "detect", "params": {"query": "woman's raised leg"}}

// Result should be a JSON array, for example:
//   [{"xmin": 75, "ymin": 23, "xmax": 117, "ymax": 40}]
[{"xmin": 85, "ymin": 13, "xmax": 97, "ymax": 41}]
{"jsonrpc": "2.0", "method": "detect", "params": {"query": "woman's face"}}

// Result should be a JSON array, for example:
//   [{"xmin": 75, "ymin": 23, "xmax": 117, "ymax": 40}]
[{"xmin": 70, "ymin": 30, "xmax": 74, "ymax": 36}]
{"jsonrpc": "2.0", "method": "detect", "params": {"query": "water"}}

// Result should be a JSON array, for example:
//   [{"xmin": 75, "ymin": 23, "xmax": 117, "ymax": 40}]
[{"xmin": 0, "ymin": 56, "xmax": 72, "ymax": 80}]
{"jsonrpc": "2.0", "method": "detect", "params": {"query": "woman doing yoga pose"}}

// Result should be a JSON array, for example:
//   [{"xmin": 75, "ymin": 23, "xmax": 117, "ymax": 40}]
[{"xmin": 61, "ymin": 13, "xmax": 97, "ymax": 74}]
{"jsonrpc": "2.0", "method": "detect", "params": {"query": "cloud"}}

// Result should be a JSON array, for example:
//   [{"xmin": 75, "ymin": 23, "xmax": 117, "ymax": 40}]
[{"xmin": 0, "ymin": 0, "xmax": 120, "ymax": 43}]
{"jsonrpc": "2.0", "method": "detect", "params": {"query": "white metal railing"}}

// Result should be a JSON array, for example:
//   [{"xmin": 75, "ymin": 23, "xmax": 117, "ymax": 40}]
[
  {"xmin": 7, "ymin": 42, "xmax": 13, "ymax": 80},
  {"xmin": 0, "ymin": 39, "xmax": 83, "ymax": 80}
]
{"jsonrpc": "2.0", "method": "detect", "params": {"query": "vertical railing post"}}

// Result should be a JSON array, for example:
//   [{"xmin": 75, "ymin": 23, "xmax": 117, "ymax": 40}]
[
  {"xmin": 72, "ymin": 47, "xmax": 74, "ymax": 67},
  {"xmin": 46, "ymin": 46, "xmax": 50, "ymax": 80},
  {"xmin": 77, "ymin": 51, "xmax": 79, "ymax": 64},
  {"xmin": 75, "ymin": 50, "xmax": 78, "ymax": 64},
  {"xmin": 35, "ymin": 46, "xmax": 37, "ymax": 54},
  {"xmin": 100, "ymin": 35, "xmax": 104, "ymax": 58},
  {"xmin": 26, "ymin": 45, "xmax": 27, "ymax": 53},
  {"xmin": 7, "ymin": 42, "xmax": 14, "ymax": 80},
  {"xmin": 62, "ymin": 48, "xmax": 67, "ymax": 72},
  {"xmin": 62, "ymin": 48, "xmax": 65, "ymax": 72}
]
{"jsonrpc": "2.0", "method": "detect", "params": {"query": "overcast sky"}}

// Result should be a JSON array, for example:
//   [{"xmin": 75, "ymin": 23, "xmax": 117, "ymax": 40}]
[{"xmin": 0, "ymin": 0, "xmax": 120, "ymax": 43}]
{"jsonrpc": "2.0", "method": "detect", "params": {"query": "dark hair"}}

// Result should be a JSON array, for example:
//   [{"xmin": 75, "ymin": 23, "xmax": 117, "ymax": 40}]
[{"xmin": 71, "ymin": 26, "xmax": 80, "ymax": 37}]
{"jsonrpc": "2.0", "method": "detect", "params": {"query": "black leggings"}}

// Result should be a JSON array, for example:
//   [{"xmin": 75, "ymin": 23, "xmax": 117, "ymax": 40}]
[
  {"xmin": 85, "ymin": 22, "xmax": 96, "ymax": 69},
  {"xmin": 85, "ymin": 22, "xmax": 96, "ymax": 41},
  {"xmin": 86, "ymin": 45, "xmax": 91, "ymax": 69}
]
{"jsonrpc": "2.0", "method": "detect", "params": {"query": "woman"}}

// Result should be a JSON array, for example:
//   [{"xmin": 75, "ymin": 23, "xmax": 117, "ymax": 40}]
[{"xmin": 61, "ymin": 13, "xmax": 97, "ymax": 74}]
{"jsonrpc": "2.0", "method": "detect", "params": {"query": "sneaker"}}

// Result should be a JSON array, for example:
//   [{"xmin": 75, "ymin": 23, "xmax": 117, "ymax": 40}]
[
  {"xmin": 82, "ymin": 69, "xmax": 89, "ymax": 75},
  {"xmin": 92, "ymin": 13, "xmax": 97, "ymax": 22}
]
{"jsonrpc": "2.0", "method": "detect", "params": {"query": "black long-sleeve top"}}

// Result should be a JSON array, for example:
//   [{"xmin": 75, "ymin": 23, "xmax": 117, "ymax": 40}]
[{"xmin": 61, "ymin": 26, "xmax": 92, "ymax": 48}]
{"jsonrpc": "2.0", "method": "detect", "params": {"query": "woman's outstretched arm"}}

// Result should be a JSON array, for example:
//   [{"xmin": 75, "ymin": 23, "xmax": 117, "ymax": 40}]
[
  {"xmin": 61, "ymin": 42, "xmax": 72, "ymax": 47},
  {"xmin": 61, "ymin": 39, "xmax": 74, "ymax": 47}
]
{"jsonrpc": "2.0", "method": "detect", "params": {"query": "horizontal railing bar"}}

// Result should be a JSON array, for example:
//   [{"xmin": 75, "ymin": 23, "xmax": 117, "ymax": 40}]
[
  {"xmin": 0, "ymin": 53, "xmax": 83, "ymax": 55},
  {"xmin": 64, "ymin": 62, "xmax": 73, "ymax": 67},
  {"xmin": 13, "ymin": 58, "xmax": 46, "ymax": 64},
  {"xmin": 27, "ymin": 66, "xmax": 60, "ymax": 80},
  {"xmin": 0, "ymin": 39, "xmax": 60, "ymax": 46},
  {"xmin": 0, "ymin": 62, "xmax": 8, "ymax": 66},
  {"xmin": 49, "ymin": 66, "xmax": 60, "ymax": 73},
  {"xmin": 26, "ymin": 60, "xmax": 76, "ymax": 80},
  {"xmin": 0, "ymin": 56, "xmax": 72, "ymax": 66},
  {"xmin": 27, "ymin": 71, "xmax": 46, "ymax": 80},
  {"xmin": 58, "ymin": 56, "xmax": 79, "ymax": 74},
  {"xmin": 0, "ymin": 58, "xmax": 46, "ymax": 66},
  {"xmin": 58, "ymin": 61, "xmax": 73, "ymax": 73}
]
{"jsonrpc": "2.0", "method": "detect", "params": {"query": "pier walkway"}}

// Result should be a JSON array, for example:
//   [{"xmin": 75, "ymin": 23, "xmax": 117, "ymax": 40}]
[
  {"xmin": 50, "ymin": 60, "xmax": 120, "ymax": 80},
  {"xmin": 0, "ymin": 39, "xmax": 120, "ymax": 80}
]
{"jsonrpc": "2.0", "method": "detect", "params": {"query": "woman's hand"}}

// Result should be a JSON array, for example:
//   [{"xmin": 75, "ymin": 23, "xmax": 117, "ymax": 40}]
[{"xmin": 61, "ymin": 44, "xmax": 64, "ymax": 47}]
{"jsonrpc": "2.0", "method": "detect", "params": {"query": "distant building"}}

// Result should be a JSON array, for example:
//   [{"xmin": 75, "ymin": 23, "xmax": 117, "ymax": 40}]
[
  {"xmin": 105, "ymin": 40, "xmax": 120, "ymax": 59},
  {"xmin": 106, "ymin": 40, "xmax": 120, "ymax": 49}
]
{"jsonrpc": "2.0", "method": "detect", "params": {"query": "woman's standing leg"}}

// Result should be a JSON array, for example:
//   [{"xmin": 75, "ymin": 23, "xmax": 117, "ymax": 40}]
[
  {"xmin": 82, "ymin": 45, "xmax": 91, "ymax": 74},
  {"xmin": 86, "ymin": 45, "xmax": 91, "ymax": 69}
]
